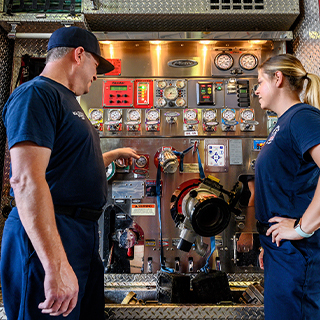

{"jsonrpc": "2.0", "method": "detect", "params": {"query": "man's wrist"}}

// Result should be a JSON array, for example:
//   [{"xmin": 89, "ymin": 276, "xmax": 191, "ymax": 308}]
[{"xmin": 294, "ymin": 218, "xmax": 314, "ymax": 238}]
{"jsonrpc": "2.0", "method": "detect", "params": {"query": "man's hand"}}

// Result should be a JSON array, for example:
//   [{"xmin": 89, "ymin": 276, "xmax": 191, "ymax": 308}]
[
  {"xmin": 38, "ymin": 263, "xmax": 79, "ymax": 317},
  {"xmin": 266, "ymin": 216, "xmax": 303, "ymax": 247}
]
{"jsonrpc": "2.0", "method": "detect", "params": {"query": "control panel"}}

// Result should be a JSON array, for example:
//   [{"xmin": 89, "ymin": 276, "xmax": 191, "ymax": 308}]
[{"xmin": 103, "ymin": 80, "xmax": 134, "ymax": 108}]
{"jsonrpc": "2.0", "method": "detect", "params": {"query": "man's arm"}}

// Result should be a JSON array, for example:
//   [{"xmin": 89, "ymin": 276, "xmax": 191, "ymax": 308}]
[
  {"xmin": 10, "ymin": 141, "xmax": 79, "ymax": 317},
  {"xmin": 102, "ymin": 147, "xmax": 139, "ymax": 167}
]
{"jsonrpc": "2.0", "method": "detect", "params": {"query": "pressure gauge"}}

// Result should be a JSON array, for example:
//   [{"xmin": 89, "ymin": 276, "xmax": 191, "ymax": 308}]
[
  {"xmin": 109, "ymin": 109, "xmax": 122, "ymax": 121},
  {"xmin": 146, "ymin": 109, "xmax": 160, "ymax": 121},
  {"xmin": 176, "ymin": 80, "xmax": 186, "ymax": 89},
  {"xmin": 222, "ymin": 109, "xmax": 236, "ymax": 121},
  {"xmin": 203, "ymin": 109, "xmax": 217, "ymax": 122},
  {"xmin": 214, "ymin": 53, "xmax": 234, "ymax": 71},
  {"xmin": 89, "ymin": 109, "xmax": 103, "ymax": 121},
  {"xmin": 241, "ymin": 109, "xmax": 254, "ymax": 121},
  {"xmin": 157, "ymin": 80, "xmax": 167, "ymax": 89},
  {"xmin": 135, "ymin": 155, "xmax": 148, "ymax": 168},
  {"xmin": 163, "ymin": 86, "xmax": 179, "ymax": 100},
  {"xmin": 184, "ymin": 109, "xmax": 197, "ymax": 121},
  {"xmin": 175, "ymin": 97, "xmax": 186, "ymax": 107},
  {"xmin": 128, "ymin": 109, "xmax": 141, "ymax": 121},
  {"xmin": 106, "ymin": 161, "xmax": 116, "ymax": 181},
  {"xmin": 239, "ymin": 53, "xmax": 258, "ymax": 71},
  {"xmin": 157, "ymin": 98, "xmax": 167, "ymax": 107}
]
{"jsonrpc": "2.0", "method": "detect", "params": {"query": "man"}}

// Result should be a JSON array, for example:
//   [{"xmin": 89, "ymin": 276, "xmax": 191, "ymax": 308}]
[{"xmin": 1, "ymin": 26, "xmax": 139, "ymax": 319}]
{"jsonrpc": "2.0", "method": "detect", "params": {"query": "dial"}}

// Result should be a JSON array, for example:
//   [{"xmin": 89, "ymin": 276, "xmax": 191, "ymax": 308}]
[
  {"xmin": 109, "ymin": 109, "xmax": 122, "ymax": 121},
  {"xmin": 135, "ymin": 155, "xmax": 148, "ymax": 168},
  {"xmin": 175, "ymin": 97, "xmax": 186, "ymax": 107},
  {"xmin": 146, "ymin": 109, "xmax": 160, "ymax": 121},
  {"xmin": 239, "ymin": 53, "xmax": 258, "ymax": 71},
  {"xmin": 157, "ymin": 80, "xmax": 167, "ymax": 89},
  {"xmin": 222, "ymin": 109, "xmax": 236, "ymax": 121},
  {"xmin": 163, "ymin": 86, "xmax": 179, "ymax": 100},
  {"xmin": 106, "ymin": 162, "xmax": 116, "ymax": 181},
  {"xmin": 157, "ymin": 98, "xmax": 167, "ymax": 107},
  {"xmin": 176, "ymin": 80, "xmax": 186, "ymax": 89},
  {"xmin": 128, "ymin": 109, "xmax": 141, "ymax": 121},
  {"xmin": 214, "ymin": 53, "xmax": 234, "ymax": 70},
  {"xmin": 89, "ymin": 109, "xmax": 103, "ymax": 121},
  {"xmin": 203, "ymin": 109, "xmax": 217, "ymax": 122},
  {"xmin": 241, "ymin": 109, "xmax": 254, "ymax": 121},
  {"xmin": 184, "ymin": 109, "xmax": 197, "ymax": 121}
]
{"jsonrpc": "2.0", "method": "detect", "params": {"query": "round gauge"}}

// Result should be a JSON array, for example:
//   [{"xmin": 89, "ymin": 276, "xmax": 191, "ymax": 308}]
[
  {"xmin": 106, "ymin": 162, "xmax": 116, "ymax": 181},
  {"xmin": 135, "ymin": 155, "xmax": 148, "ymax": 168},
  {"xmin": 176, "ymin": 80, "xmax": 186, "ymax": 89},
  {"xmin": 146, "ymin": 109, "xmax": 160, "ymax": 121},
  {"xmin": 128, "ymin": 110, "xmax": 141, "ymax": 121},
  {"xmin": 241, "ymin": 109, "xmax": 254, "ymax": 121},
  {"xmin": 175, "ymin": 97, "xmax": 186, "ymax": 107},
  {"xmin": 214, "ymin": 53, "xmax": 234, "ymax": 71},
  {"xmin": 157, "ymin": 98, "xmax": 167, "ymax": 107},
  {"xmin": 109, "ymin": 109, "xmax": 122, "ymax": 121},
  {"xmin": 239, "ymin": 53, "xmax": 258, "ymax": 71},
  {"xmin": 163, "ymin": 86, "xmax": 179, "ymax": 100},
  {"xmin": 203, "ymin": 109, "xmax": 217, "ymax": 122},
  {"xmin": 222, "ymin": 109, "xmax": 236, "ymax": 121},
  {"xmin": 89, "ymin": 109, "xmax": 103, "ymax": 121},
  {"xmin": 184, "ymin": 109, "xmax": 197, "ymax": 121},
  {"xmin": 157, "ymin": 80, "xmax": 167, "ymax": 89}
]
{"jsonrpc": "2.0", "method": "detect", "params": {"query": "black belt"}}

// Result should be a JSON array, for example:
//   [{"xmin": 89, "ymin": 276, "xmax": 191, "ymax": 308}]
[
  {"xmin": 54, "ymin": 205, "xmax": 103, "ymax": 222},
  {"xmin": 256, "ymin": 221, "xmax": 270, "ymax": 236}
]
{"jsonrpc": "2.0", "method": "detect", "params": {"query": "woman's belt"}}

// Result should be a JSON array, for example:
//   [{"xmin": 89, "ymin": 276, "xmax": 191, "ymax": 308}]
[
  {"xmin": 54, "ymin": 205, "xmax": 103, "ymax": 221},
  {"xmin": 256, "ymin": 221, "xmax": 270, "ymax": 236}
]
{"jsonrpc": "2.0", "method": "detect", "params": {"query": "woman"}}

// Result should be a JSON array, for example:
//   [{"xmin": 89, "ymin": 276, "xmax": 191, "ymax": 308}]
[{"xmin": 254, "ymin": 54, "xmax": 320, "ymax": 320}]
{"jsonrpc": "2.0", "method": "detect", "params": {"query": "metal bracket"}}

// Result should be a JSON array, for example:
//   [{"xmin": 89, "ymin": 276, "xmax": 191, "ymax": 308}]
[{"xmin": 7, "ymin": 22, "xmax": 20, "ymax": 39}]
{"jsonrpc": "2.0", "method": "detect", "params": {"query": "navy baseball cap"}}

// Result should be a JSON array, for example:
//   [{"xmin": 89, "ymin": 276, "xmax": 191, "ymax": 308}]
[{"xmin": 48, "ymin": 26, "xmax": 114, "ymax": 74}]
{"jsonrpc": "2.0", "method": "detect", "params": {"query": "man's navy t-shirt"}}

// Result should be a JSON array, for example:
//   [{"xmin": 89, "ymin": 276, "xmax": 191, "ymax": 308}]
[
  {"xmin": 255, "ymin": 103, "xmax": 320, "ymax": 223},
  {"xmin": 3, "ymin": 76, "xmax": 107, "ymax": 209}
]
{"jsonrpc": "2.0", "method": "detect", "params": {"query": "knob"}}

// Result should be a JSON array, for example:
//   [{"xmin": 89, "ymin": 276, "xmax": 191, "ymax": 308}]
[
  {"xmin": 109, "ymin": 100, "xmax": 113, "ymax": 103},
  {"xmin": 116, "ymin": 100, "xmax": 121, "ymax": 103},
  {"xmin": 117, "ymin": 94, "xmax": 121, "ymax": 97}
]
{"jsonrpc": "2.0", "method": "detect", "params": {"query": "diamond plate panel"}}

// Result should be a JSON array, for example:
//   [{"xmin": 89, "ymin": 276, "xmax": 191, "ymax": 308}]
[
  {"xmin": 0, "ymin": 26, "xmax": 14, "ymax": 251},
  {"xmin": 0, "ymin": 13, "xmax": 88, "ymax": 33},
  {"xmin": 104, "ymin": 304, "xmax": 264, "ymax": 319}
]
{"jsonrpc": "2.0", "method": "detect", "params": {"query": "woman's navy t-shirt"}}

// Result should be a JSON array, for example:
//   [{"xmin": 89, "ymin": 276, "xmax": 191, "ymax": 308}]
[{"xmin": 255, "ymin": 103, "xmax": 320, "ymax": 223}]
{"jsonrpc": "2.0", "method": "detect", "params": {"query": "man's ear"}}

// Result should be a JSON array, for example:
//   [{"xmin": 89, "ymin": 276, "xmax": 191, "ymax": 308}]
[
  {"xmin": 74, "ymin": 47, "xmax": 85, "ymax": 66},
  {"xmin": 274, "ymin": 70, "xmax": 284, "ymax": 87}
]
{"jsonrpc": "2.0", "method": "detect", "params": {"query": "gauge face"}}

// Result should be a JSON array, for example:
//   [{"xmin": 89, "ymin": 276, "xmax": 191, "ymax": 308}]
[
  {"xmin": 89, "ymin": 109, "xmax": 103, "ymax": 121},
  {"xmin": 176, "ymin": 80, "xmax": 185, "ymax": 89},
  {"xmin": 241, "ymin": 109, "xmax": 254, "ymax": 121},
  {"xmin": 215, "ymin": 53, "xmax": 234, "ymax": 70},
  {"xmin": 106, "ymin": 162, "xmax": 115, "ymax": 181},
  {"xmin": 109, "ymin": 109, "xmax": 122, "ymax": 121},
  {"xmin": 157, "ymin": 98, "xmax": 167, "ymax": 107},
  {"xmin": 203, "ymin": 109, "xmax": 217, "ymax": 122},
  {"xmin": 157, "ymin": 80, "xmax": 167, "ymax": 89},
  {"xmin": 163, "ymin": 86, "xmax": 179, "ymax": 100},
  {"xmin": 184, "ymin": 109, "xmax": 197, "ymax": 121},
  {"xmin": 146, "ymin": 109, "xmax": 160, "ymax": 121},
  {"xmin": 239, "ymin": 53, "xmax": 258, "ymax": 71},
  {"xmin": 222, "ymin": 109, "xmax": 236, "ymax": 121},
  {"xmin": 128, "ymin": 110, "xmax": 141, "ymax": 121},
  {"xmin": 175, "ymin": 97, "xmax": 186, "ymax": 107},
  {"xmin": 136, "ymin": 156, "xmax": 148, "ymax": 168}
]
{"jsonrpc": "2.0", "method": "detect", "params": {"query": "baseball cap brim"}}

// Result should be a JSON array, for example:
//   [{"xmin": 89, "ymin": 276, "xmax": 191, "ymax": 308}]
[{"xmin": 96, "ymin": 56, "xmax": 115, "ymax": 75}]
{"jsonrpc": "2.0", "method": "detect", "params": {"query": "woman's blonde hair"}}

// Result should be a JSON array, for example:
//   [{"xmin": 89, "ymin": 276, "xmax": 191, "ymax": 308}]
[{"xmin": 259, "ymin": 54, "xmax": 320, "ymax": 109}]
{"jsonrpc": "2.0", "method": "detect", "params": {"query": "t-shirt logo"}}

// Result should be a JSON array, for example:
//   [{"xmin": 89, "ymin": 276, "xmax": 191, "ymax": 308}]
[
  {"xmin": 72, "ymin": 111, "xmax": 86, "ymax": 120},
  {"xmin": 266, "ymin": 125, "xmax": 280, "ymax": 144}
]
